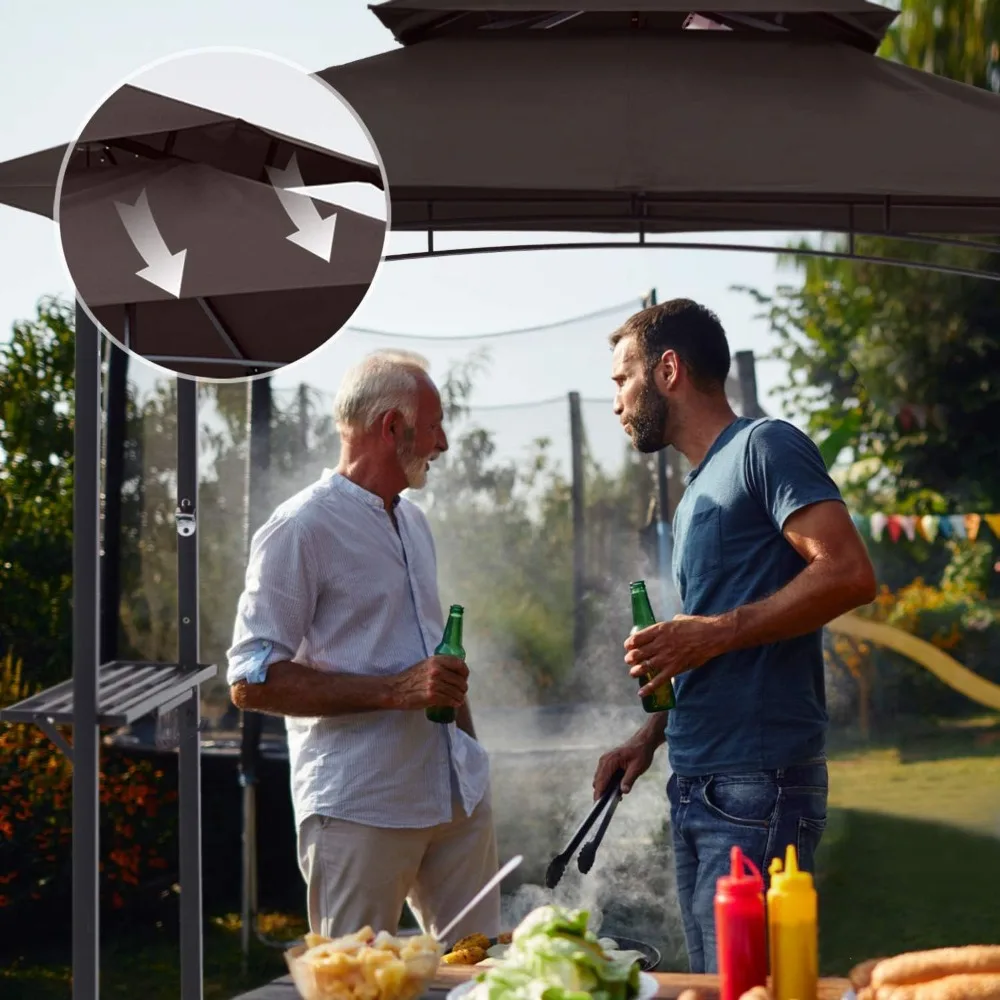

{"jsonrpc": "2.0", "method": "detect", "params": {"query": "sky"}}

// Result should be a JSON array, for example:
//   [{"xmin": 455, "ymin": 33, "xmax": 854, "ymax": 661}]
[{"xmin": 0, "ymin": 0, "xmax": 808, "ymax": 471}]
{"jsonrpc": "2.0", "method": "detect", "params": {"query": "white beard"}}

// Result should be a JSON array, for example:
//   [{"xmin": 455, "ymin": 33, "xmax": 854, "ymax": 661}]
[{"xmin": 398, "ymin": 444, "xmax": 430, "ymax": 490}]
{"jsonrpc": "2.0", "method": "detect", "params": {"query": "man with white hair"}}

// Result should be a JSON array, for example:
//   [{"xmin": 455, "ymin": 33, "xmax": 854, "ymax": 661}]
[{"xmin": 227, "ymin": 349, "xmax": 499, "ymax": 941}]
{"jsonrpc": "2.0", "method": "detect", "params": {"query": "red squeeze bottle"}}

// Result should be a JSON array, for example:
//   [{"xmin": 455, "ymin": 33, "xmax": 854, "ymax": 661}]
[{"xmin": 715, "ymin": 845, "xmax": 768, "ymax": 1000}]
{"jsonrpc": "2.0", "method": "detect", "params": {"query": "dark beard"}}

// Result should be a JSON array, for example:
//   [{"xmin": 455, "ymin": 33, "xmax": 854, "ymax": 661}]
[{"xmin": 630, "ymin": 378, "xmax": 668, "ymax": 453}]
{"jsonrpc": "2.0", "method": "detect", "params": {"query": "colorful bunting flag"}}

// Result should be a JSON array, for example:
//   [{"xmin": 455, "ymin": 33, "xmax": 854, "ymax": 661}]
[
  {"xmin": 918, "ymin": 514, "xmax": 939, "ymax": 542},
  {"xmin": 860, "ymin": 511, "xmax": 1000, "ymax": 544},
  {"xmin": 870, "ymin": 512, "xmax": 887, "ymax": 542}
]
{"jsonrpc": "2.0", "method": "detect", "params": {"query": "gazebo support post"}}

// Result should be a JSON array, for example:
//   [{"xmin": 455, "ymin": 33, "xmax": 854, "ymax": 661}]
[
  {"xmin": 73, "ymin": 300, "xmax": 102, "ymax": 1000},
  {"xmin": 176, "ymin": 375, "xmax": 205, "ymax": 1000}
]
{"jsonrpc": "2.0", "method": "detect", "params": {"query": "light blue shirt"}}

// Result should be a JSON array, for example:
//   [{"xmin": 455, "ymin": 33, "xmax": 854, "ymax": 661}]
[{"xmin": 226, "ymin": 471, "xmax": 491, "ymax": 831}]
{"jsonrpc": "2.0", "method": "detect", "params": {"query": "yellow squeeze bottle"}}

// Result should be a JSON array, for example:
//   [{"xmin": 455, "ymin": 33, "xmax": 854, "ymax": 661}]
[{"xmin": 767, "ymin": 844, "xmax": 818, "ymax": 1000}]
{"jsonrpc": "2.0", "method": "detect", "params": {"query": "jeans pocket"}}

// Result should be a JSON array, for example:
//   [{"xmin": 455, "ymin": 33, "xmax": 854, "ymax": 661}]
[
  {"xmin": 702, "ymin": 775, "xmax": 779, "ymax": 829},
  {"xmin": 795, "ymin": 815, "xmax": 827, "ymax": 872}
]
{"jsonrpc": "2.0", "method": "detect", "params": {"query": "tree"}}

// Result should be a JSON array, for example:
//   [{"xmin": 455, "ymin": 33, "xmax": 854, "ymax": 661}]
[
  {"xmin": 740, "ymin": 0, "xmax": 1000, "ymax": 609},
  {"xmin": 740, "ymin": 0, "xmax": 1000, "ymax": 517},
  {"xmin": 0, "ymin": 298, "xmax": 75, "ymax": 688},
  {"xmin": 2, "ymin": 295, "xmax": 652, "ymax": 711}
]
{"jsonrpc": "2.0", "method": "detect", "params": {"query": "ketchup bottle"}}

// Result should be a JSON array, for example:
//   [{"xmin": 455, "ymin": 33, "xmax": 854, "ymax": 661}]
[{"xmin": 715, "ymin": 845, "xmax": 768, "ymax": 1000}]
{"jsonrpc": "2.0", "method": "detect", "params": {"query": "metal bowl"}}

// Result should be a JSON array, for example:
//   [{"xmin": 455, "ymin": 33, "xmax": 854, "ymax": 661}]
[{"xmin": 604, "ymin": 935, "xmax": 662, "ymax": 973}]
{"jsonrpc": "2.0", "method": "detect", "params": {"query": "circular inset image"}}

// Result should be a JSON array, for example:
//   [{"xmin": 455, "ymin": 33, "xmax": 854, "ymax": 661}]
[{"xmin": 54, "ymin": 48, "xmax": 390, "ymax": 381}]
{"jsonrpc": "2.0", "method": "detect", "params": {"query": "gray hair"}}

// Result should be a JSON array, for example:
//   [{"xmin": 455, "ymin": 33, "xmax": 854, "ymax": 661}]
[{"xmin": 333, "ymin": 349, "xmax": 432, "ymax": 431}]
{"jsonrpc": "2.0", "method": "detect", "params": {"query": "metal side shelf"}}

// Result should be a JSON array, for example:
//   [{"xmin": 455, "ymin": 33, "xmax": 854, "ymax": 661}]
[{"xmin": 0, "ymin": 660, "xmax": 218, "ymax": 759}]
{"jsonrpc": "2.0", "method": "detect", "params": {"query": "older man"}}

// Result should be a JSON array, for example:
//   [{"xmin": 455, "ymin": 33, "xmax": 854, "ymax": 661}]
[
  {"xmin": 227, "ymin": 349, "xmax": 499, "ymax": 941},
  {"xmin": 593, "ymin": 299, "xmax": 876, "ymax": 974}
]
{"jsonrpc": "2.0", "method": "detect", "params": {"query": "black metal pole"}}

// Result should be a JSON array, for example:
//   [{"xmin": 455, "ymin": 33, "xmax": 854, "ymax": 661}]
[
  {"xmin": 72, "ymin": 302, "xmax": 101, "ymax": 1000},
  {"xmin": 100, "ymin": 341, "xmax": 128, "ymax": 662},
  {"xmin": 240, "ymin": 377, "xmax": 271, "ymax": 963},
  {"xmin": 568, "ymin": 391, "xmax": 586, "ymax": 661},
  {"xmin": 176, "ymin": 377, "xmax": 204, "ymax": 1000},
  {"xmin": 735, "ymin": 350, "xmax": 763, "ymax": 418}
]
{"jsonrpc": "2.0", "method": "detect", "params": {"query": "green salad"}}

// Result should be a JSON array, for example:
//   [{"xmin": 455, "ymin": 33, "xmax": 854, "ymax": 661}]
[{"xmin": 469, "ymin": 905, "xmax": 642, "ymax": 1000}]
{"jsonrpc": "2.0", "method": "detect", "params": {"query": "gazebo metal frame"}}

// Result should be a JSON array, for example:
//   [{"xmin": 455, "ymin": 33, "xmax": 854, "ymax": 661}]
[{"xmin": 2, "ymin": 3, "xmax": 1000, "ymax": 1000}]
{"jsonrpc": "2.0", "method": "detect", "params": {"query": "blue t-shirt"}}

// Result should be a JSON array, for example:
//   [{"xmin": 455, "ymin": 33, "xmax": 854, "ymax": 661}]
[{"xmin": 666, "ymin": 416, "xmax": 844, "ymax": 777}]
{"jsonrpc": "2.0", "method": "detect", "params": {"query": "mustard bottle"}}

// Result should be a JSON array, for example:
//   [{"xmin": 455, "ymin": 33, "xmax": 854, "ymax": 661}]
[{"xmin": 767, "ymin": 844, "xmax": 818, "ymax": 1000}]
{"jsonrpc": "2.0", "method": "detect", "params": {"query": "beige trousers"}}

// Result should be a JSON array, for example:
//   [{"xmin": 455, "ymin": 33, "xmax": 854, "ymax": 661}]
[{"xmin": 296, "ymin": 792, "xmax": 500, "ymax": 942}]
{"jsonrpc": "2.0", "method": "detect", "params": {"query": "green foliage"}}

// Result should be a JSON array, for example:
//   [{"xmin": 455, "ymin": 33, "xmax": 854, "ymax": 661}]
[
  {"xmin": 880, "ymin": 0, "xmax": 1000, "ymax": 86},
  {"xmin": 0, "ymin": 298, "xmax": 75, "ymax": 688},
  {"xmin": 0, "ymin": 650, "xmax": 178, "ymax": 919},
  {"xmin": 737, "ymin": 240, "xmax": 1000, "ymax": 513},
  {"xmin": 941, "ymin": 540, "xmax": 996, "ymax": 594},
  {"xmin": 422, "ymin": 356, "xmax": 650, "ymax": 702},
  {"xmin": 859, "ymin": 577, "xmax": 1000, "ymax": 718},
  {"xmin": 736, "ymin": 0, "xmax": 1000, "ymax": 515}
]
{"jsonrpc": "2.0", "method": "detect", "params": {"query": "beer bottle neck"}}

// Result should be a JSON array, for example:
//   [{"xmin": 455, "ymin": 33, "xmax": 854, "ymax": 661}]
[
  {"xmin": 630, "ymin": 589, "xmax": 657, "ymax": 628},
  {"xmin": 442, "ymin": 614, "xmax": 464, "ymax": 647}
]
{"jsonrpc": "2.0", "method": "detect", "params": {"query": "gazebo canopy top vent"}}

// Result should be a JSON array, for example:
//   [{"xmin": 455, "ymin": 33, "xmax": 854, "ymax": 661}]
[
  {"xmin": 319, "ymin": 3, "xmax": 1000, "ymax": 239},
  {"xmin": 370, "ymin": 0, "xmax": 899, "ymax": 52}
]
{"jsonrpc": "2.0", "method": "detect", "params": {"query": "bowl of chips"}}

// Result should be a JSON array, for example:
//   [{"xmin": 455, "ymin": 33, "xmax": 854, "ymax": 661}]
[{"xmin": 284, "ymin": 927, "xmax": 444, "ymax": 1000}]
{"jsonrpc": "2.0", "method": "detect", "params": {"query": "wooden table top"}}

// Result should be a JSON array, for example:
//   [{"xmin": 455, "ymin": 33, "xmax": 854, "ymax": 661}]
[{"xmin": 430, "ymin": 964, "xmax": 851, "ymax": 1000}]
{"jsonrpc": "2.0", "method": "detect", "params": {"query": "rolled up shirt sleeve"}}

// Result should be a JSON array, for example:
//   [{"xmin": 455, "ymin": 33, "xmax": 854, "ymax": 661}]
[{"xmin": 226, "ymin": 514, "xmax": 320, "ymax": 686}]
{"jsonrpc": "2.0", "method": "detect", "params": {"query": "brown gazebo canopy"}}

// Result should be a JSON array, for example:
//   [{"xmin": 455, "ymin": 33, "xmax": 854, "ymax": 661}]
[
  {"xmin": 0, "ymin": 82, "xmax": 382, "ymax": 219},
  {"xmin": 0, "ymin": 83, "xmax": 388, "ymax": 378},
  {"xmin": 315, "ymin": 0, "xmax": 1000, "ymax": 252}
]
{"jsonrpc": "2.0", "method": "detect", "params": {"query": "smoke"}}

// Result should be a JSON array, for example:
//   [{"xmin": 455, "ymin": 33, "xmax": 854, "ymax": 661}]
[
  {"xmin": 174, "ymin": 358, "xmax": 688, "ymax": 964},
  {"xmin": 488, "ymin": 743, "xmax": 687, "ymax": 970}
]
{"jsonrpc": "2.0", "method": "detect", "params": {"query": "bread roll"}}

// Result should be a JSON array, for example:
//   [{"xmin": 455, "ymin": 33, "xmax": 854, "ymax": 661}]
[
  {"xmin": 872, "ymin": 947, "xmax": 1000, "ymax": 988},
  {"xmin": 912, "ymin": 974, "xmax": 1000, "ymax": 1000}
]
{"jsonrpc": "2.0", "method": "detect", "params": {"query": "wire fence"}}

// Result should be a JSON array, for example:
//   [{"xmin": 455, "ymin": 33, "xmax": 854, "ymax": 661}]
[{"xmin": 114, "ymin": 296, "xmax": 766, "ymax": 728}]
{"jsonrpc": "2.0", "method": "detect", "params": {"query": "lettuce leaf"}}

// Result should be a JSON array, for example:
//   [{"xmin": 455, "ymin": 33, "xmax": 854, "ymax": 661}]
[{"xmin": 471, "ymin": 906, "xmax": 641, "ymax": 1000}]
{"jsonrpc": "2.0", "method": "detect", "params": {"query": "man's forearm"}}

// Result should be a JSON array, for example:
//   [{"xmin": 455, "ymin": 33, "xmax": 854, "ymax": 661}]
[
  {"xmin": 714, "ymin": 557, "xmax": 875, "ymax": 656},
  {"xmin": 634, "ymin": 711, "xmax": 668, "ymax": 752},
  {"xmin": 230, "ymin": 660, "xmax": 397, "ymax": 717},
  {"xmin": 456, "ymin": 701, "xmax": 477, "ymax": 740}
]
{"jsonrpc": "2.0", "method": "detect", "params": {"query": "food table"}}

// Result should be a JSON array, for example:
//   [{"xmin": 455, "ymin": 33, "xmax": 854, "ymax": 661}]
[{"xmin": 228, "ymin": 966, "xmax": 852, "ymax": 1000}]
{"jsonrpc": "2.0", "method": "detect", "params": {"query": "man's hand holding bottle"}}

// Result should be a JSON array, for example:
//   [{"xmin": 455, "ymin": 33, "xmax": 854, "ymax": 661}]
[{"xmin": 388, "ymin": 655, "xmax": 468, "ymax": 710}]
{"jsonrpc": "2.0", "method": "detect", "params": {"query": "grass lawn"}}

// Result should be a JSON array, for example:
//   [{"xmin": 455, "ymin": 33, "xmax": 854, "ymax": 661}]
[
  {"xmin": 3, "ymin": 718, "xmax": 998, "ymax": 997},
  {"xmin": 816, "ymin": 717, "xmax": 1000, "ymax": 974},
  {"xmin": 0, "ymin": 912, "xmax": 304, "ymax": 1000}
]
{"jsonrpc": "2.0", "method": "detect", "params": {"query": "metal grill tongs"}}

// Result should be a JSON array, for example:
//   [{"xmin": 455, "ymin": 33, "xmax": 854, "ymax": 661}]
[{"xmin": 544, "ymin": 767, "xmax": 625, "ymax": 889}]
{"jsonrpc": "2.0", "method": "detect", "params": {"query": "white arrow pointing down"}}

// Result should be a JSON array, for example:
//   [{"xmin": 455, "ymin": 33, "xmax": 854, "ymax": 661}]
[
  {"xmin": 113, "ymin": 189, "xmax": 187, "ymax": 298},
  {"xmin": 265, "ymin": 153, "xmax": 338, "ymax": 262}
]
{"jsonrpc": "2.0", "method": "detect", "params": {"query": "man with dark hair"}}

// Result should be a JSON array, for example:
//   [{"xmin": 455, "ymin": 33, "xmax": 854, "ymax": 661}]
[{"xmin": 593, "ymin": 298, "xmax": 876, "ymax": 974}]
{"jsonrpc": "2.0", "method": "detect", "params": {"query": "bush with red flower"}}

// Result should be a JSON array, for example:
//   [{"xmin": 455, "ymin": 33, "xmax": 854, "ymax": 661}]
[{"xmin": 0, "ymin": 651, "xmax": 178, "ymax": 924}]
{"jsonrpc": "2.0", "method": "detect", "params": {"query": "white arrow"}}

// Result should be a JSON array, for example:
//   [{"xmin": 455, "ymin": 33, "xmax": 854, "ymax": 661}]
[
  {"xmin": 265, "ymin": 153, "xmax": 337, "ymax": 262},
  {"xmin": 113, "ymin": 189, "xmax": 187, "ymax": 298}
]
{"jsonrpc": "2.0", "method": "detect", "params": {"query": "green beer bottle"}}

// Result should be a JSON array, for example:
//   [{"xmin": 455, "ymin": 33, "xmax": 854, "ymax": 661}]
[
  {"xmin": 630, "ymin": 581, "xmax": 676, "ymax": 713},
  {"xmin": 426, "ymin": 604, "xmax": 465, "ymax": 724}
]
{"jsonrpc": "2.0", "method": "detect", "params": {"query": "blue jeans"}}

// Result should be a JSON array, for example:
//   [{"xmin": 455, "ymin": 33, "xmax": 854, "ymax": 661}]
[{"xmin": 666, "ymin": 759, "xmax": 828, "ymax": 974}]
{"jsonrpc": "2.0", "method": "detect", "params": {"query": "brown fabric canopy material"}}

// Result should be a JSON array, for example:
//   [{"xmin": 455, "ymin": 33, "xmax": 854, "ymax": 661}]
[
  {"xmin": 318, "ymin": 27, "xmax": 1000, "ymax": 236},
  {"xmin": 59, "ymin": 159, "xmax": 385, "ymax": 379},
  {"xmin": 371, "ymin": 0, "xmax": 898, "ymax": 53},
  {"xmin": 61, "ymin": 159, "xmax": 385, "ymax": 304},
  {"xmin": 0, "ymin": 83, "xmax": 382, "ymax": 220},
  {"xmin": 89, "ymin": 285, "xmax": 372, "ymax": 380}
]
